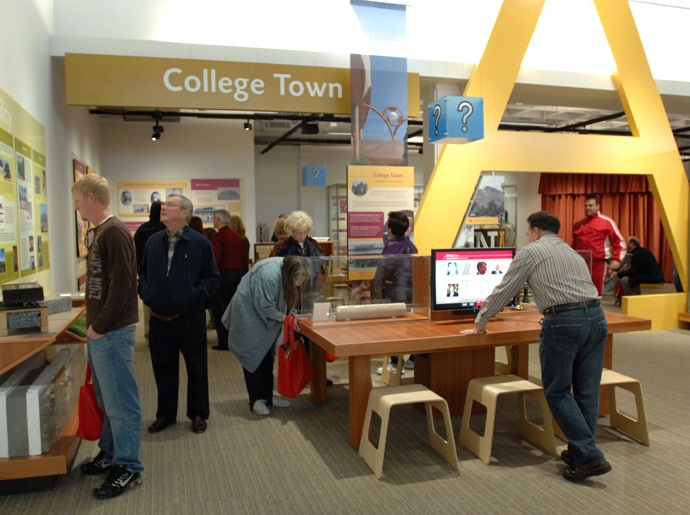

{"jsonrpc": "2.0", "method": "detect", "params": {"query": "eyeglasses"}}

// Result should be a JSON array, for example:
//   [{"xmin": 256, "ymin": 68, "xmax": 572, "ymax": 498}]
[
  {"xmin": 84, "ymin": 227, "xmax": 97, "ymax": 250},
  {"xmin": 163, "ymin": 202, "xmax": 181, "ymax": 208}
]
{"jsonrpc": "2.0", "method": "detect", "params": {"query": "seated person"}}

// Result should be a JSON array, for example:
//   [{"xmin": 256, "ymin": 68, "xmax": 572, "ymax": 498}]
[{"xmin": 609, "ymin": 236, "xmax": 664, "ymax": 299}]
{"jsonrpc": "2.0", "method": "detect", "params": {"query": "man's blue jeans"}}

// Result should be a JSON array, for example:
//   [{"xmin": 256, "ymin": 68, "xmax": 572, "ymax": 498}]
[
  {"xmin": 539, "ymin": 305, "xmax": 608, "ymax": 467},
  {"xmin": 88, "ymin": 325, "xmax": 143, "ymax": 473}
]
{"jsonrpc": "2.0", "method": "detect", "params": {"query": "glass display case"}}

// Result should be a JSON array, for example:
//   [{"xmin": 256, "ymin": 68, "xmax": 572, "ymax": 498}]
[{"xmin": 297, "ymin": 255, "xmax": 431, "ymax": 324}]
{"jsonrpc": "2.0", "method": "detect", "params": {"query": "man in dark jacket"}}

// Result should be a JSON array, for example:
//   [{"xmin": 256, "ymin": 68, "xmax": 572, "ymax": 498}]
[
  {"xmin": 610, "ymin": 236, "xmax": 664, "ymax": 295},
  {"xmin": 133, "ymin": 201, "xmax": 165, "ymax": 339},
  {"xmin": 139, "ymin": 194, "xmax": 219, "ymax": 435}
]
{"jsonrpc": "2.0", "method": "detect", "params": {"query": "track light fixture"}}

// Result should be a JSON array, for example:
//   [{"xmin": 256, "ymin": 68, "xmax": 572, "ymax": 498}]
[
  {"xmin": 151, "ymin": 122, "xmax": 164, "ymax": 141},
  {"xmin": 244, "ymin": 120, "xmax": 253, "ymax": 131}
]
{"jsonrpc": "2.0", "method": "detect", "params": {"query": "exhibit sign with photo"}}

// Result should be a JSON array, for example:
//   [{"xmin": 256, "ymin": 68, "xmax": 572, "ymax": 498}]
[
  {"xmin": 346, "ymin": 165, "xmax": 414, "ymax": 280},
  {"xmin": 190, "ymin": 178, "xmax": 242, "ymax": 225},
  {"xmin": 0, "ymin": 126, "xmax": 19, "ymax": 281},
  {"xmin": 466, "ymin": 174, "xmax": 505, "ymax": 225},
  {"xmin": 74, "ymin": 159, "xmax": 90, "ymax": 259},
  {"xmin": 0, "ymin": 86, "xmax": 48, "ymax": 281},
  {"xmin": 117, "ymin": 181, "xmax": 187, "ymax": 216}
]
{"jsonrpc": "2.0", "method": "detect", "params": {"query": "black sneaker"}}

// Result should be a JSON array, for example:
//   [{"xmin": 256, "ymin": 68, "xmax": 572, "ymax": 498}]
[
  {"xmin": 93, "ymin": 465, "xmax": 142, "ymax": 499},
  {"xmin": 80, "ymin": 450, "xmax": 112, "ymax": 475}
]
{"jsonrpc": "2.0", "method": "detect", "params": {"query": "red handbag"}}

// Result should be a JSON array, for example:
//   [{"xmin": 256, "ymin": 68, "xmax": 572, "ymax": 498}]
[
  {"xmin": 77, "ymin": 364, "xmax": 104, "ymax": 441},
  {"xmin": 278, "ymin": 316, "xmax": 315, "ymax": 398}
]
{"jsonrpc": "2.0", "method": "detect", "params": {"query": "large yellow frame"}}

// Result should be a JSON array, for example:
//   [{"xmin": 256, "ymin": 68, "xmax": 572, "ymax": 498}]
[{"xmin": 414, "ymin": 0, "xmax": 688, "ymax": 326}]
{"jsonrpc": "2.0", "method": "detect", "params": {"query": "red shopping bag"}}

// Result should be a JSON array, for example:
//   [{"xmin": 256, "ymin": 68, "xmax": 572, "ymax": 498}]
[
  {"xmin": 77, "ymin": 364, "xmax": 104, "ymax": 441},
  {"xmin": 278, "ymin": 316, "xmax": 315, "ymax": 398}
]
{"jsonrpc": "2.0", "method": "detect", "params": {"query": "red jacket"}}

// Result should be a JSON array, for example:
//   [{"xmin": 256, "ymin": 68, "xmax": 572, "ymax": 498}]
[{"xmin": 572, "ymin": 212, "xmax": 626, "ymax": 262}]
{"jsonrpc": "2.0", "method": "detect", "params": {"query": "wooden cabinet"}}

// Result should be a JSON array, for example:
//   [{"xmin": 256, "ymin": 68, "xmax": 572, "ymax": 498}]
[{"xmin": 0, "ymin": 307, "xmax": 85, "ymax": 482}]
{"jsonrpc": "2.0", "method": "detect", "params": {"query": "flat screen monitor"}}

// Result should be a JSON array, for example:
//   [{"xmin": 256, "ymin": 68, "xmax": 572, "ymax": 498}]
[{"xmin": 431, "ymin": 248, "xmax": 516, "ymax": 315}]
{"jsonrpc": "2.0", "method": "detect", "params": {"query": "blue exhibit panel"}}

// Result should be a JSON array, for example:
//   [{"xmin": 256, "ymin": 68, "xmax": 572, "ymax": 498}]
[{"xmin": 428, "ymin": 96, "xmax": 484, "ymax": 144}]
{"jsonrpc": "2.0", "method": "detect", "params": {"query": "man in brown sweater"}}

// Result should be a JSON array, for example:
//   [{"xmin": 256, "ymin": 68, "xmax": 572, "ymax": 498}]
[{"xmin": 72, "ymin": 174, "xmax": 143, "ymax": 500}]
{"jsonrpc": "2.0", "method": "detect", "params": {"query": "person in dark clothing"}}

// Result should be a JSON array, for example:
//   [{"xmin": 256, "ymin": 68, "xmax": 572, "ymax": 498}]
[
  {"xmin": 372, "ymin": 211, "xmax": 418, "ymax": 375},
  {"xmin": 139, "ymin": 194, "xmax": 220, "ymax": 435},
  {"xmin": 133, "ymin": 201, "xmax": 165, "ymax": 340},
  {"xmin": 609, "ymin": 236, "xmax": 664, "ymax": 295}
]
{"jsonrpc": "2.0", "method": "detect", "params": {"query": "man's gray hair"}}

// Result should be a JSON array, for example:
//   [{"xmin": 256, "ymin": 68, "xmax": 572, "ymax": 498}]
[
  {"xmin": 214, "ymin": 209, "xmax": 231, "ymax": 224},
  {"xmin": 169, "ymin": 194, "xmax": 194, "ymax": 223}
]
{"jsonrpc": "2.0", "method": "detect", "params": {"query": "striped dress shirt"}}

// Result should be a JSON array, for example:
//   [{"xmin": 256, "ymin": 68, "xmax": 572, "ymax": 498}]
[{"xmin": 475, "ymin": 233, "xmax": 599, "ymax": 328}]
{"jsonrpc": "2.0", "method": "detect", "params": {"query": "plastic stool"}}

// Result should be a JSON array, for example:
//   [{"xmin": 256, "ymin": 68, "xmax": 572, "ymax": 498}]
[
  {"xmin": 359, "ymin": 384, "xmax": 459, "ymax": 479},
  {"xmin": 380, "ymin": 354, "xmax": 405, "ymax": 386},
  {"xmin": 553, "ymin": 369, "xmax": 649, "ymax": 445},
  {"xmin": 460, "ymin": 375, "xmax": 556, "ymax": 464}
]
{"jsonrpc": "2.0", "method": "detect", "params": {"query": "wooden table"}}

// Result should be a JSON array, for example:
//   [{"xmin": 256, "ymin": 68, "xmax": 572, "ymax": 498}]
[{"xmin": 298, "ymin": 308, "xmax": 652, "ymax": 449}]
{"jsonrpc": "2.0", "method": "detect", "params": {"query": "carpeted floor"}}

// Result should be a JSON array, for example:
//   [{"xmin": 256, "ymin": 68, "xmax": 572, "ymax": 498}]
[{"xmin": 2, "ymin": 302, "xmax": 689, "ymax": 514}]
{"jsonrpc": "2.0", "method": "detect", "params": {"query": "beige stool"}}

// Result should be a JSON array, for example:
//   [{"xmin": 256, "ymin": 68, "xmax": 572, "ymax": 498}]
[
  {"xmin": 460, "ymin": 375, "xmax": 556, "ymax": 464},
  {"xmin": 359, "ymin": 384, "xmax": 459, "ymax": 479},
  {"xmin": 553, "ymin": 369, "xmax": 649, "ymax": 445}
]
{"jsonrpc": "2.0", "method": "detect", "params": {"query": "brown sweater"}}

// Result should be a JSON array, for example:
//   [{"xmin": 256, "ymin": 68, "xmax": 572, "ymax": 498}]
[{"xmin": 85, "ymin": 216, "xmax": 139, "ymax": 334}]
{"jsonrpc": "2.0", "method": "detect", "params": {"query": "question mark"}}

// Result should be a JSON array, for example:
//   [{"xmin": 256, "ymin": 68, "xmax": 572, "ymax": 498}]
[
  {"xmin": 433, "ymin": 104, "xmax": 441, "ymax": 136},
  {"xmin": 458, "ymin": 101, "xmax": 473, "ymax": 133},
  {"xmin": 312, "ymin": 168, "xmax": 321, "ymax": 184}
]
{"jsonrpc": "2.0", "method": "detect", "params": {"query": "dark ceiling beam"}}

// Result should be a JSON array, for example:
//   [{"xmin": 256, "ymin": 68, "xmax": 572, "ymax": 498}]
[{"xmin": 542, "ymin": 111, "xmax": 627, "ymax": 133}]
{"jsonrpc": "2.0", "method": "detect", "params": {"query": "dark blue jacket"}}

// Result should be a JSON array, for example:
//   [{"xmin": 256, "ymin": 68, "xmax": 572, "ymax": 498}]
[{"xmin": 139, "ymin": 226, "xmax": 220, "ymax": 317}]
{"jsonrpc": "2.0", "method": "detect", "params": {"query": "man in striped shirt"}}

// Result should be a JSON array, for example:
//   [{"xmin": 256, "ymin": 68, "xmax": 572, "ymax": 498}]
[{"xmin": 463, "ymin": 211, "xmax": 611, "ymax": 482}]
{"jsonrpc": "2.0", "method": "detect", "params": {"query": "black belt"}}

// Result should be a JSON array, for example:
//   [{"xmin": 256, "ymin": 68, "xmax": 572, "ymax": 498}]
[
  {"xmin": 543, "ymin": 299, "xmax": 600, "ymax": 316},
  {"xmin": 150, "ymin": 312, "xmax": 180, "ymax": 323}
]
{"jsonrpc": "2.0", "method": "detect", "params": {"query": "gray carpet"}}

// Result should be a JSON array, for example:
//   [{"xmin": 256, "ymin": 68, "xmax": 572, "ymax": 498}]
[{"xmin": 2, "ymin": 308, "xmax": 690, "ymax": 514}]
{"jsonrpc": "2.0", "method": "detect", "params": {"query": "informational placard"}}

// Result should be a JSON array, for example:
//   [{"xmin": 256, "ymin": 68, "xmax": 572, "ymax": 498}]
[
  {"xmin": 190, "ymin": 178, "xmax": 242, "ymax": 225},
  {"xmin": 0, "ymin": 86, "xmax": 48, "ymax": 282},
  {"xmin": 346, "ymin": 165, "xmax": 414, "ymax": 280},
  {"xmin": 117, "ymin": 181, "xmax": 187, "ymax": 216}
]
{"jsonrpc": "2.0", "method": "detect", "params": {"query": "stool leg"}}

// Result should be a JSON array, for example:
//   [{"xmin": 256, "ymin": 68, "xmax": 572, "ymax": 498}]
[
  {"xmin": 425, "ymin": 400, "xmax": 459, "ymax": 470},
  {"xmin": 608, "ymin": 383, "xmax": 649, "ymax": 445},
  {"xmin": 518, "ymin": 391, "xmax": 556, "ymax": 455},
  {"xmin": 459, "ymin": 388, "xmax": 497, "ymax": 465}
]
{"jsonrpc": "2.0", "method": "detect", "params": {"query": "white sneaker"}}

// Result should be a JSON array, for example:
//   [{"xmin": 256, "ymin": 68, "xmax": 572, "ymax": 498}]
[
  {"xmin": 376, "ymin": 364, "xmax": 404, "ymax": 375},
  {"xmin": 272, "ymin": 396, "xmax": 291, "ymax": 408},
  {"xmin": 252, "ymin": 399, "xmax": 270, "ymax": 416},
  {"xmin": 404, "ymin": 359, "xmax": 415, "ymax": 370}
]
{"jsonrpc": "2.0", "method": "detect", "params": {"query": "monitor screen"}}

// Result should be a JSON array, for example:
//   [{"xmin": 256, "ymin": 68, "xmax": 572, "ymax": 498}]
[{"xmin": 431, "ymin": 248, "xmax": 516, "ymax": 314}]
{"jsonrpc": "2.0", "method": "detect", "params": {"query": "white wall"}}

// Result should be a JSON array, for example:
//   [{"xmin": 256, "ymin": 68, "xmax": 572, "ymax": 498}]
[
  {"xmin": 99, "ymin": 116, "xmax": 256, "ymax": 242},
  {"xmin": 255, "ymin": 143, "xmax": 426, "ymax": 240}
]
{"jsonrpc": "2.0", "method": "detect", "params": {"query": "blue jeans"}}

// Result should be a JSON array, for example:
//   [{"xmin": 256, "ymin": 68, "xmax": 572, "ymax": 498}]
[
  {"xmin": 88, "ymin": 325, "xmax": 143, "ymax": 473},
  {"xmin": 539, "ymin": 305, "xmax": 608, "ymax": 467}
]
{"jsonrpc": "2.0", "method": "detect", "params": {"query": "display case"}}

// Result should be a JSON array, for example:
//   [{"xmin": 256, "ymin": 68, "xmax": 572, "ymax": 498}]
[{"xmin": 297, "ymin": 255, "xmax": 431, "ymax": 324}]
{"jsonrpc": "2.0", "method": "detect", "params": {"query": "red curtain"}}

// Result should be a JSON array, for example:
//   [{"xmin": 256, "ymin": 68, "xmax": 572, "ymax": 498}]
[{"xmin": 539, "ymin": 173, "xmax": 673, "ymax": 281}]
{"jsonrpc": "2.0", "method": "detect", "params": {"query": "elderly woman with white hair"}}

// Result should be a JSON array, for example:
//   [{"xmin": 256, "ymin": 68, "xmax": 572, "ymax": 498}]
[{"xmin": 271, "ymin": 210, "xmax": 324, "ymax": 258}]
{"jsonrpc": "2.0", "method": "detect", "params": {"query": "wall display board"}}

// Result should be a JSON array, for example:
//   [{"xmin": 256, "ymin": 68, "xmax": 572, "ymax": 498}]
[
  {"xmin": 346, "ymin": 165, "xmax": 414, "ymax": 280},
  {"xmin": 190, "ymin": 178, "xmax": 242, "ymax": 226},
  {"xmin": 117, "ymin": 181, "xmax": 186, "ymax": 216},
  {"xmin": 0, "ymin": 87, "xmax": 48, "ymax": 283},
  {"xmin": 73, "ymin": 159, "xmax": 90, "ymax": 259}
]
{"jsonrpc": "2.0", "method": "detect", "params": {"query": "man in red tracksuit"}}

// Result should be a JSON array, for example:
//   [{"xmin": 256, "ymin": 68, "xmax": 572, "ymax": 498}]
[{"xmin": 572, "ymin": 194, "xmax": 626, "ymax": 296}]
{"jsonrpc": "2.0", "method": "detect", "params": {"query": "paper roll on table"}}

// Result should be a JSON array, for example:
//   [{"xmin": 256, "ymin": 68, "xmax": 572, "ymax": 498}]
[{"xmin": 334, "ymin": 303, "xmax": 407, "ymax": 321}]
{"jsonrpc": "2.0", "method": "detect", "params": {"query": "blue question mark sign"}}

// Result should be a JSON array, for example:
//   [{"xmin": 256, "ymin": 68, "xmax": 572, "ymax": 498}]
[{"xmin": 457, "ymin": 101, "xmax": 473, "ymax": 133}]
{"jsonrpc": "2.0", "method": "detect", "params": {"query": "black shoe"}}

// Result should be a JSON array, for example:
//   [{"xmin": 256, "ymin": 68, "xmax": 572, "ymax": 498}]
[
  {"xmin": 212, "ymin": 345, "xmax": 229, "ymax": 351},
  {"xmin": 192, "ymin": 417, "xmax": 207, "ymax": 434},
  {"xmin": 563, "ymin": 460, "xmax": 612, "ymax": 482},
  {"xmin": 148, "ymin": 417, "xmax": 176, "ymax": 433},
  {"xmin": 93, "ymin": 465, "xmax": 142, "ymax": 499},
  {"xmin": 560, "ymin": 450, "xmax": 574, "ymax": 468},
  {"xmin": 326, "ymin": 379, "xmax": 334, "ymax": 386},
  {"xmin": 81, "ymin": 450, "xmax": 112, "ymax": 475}
]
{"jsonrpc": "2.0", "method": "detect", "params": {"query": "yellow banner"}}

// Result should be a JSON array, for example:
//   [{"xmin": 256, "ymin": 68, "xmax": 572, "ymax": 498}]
[{"xmin": 65, "ymin": 54, "xmax": 420, "ymax": 116}]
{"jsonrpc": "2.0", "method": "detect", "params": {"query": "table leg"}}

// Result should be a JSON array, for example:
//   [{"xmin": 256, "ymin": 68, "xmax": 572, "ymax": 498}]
[
  {"xmin": 309, "ymin": 342, "xmax": 327, "ymax": 405},
  {"xmin": 509, "ymin": 345, "xmax": 529, "ymax": 378},
  {"xmin": 348, "ymin": 355, "xmax": 372, "ymax": 449}
]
